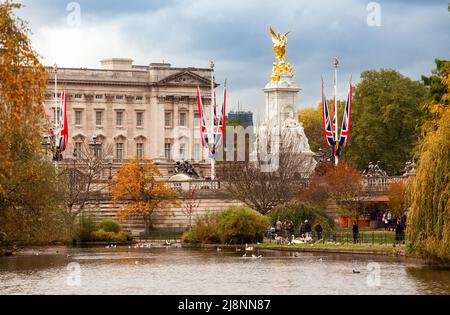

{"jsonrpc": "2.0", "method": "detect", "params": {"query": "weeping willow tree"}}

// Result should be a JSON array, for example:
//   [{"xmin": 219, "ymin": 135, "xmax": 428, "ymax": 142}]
[{"xmin": 406, "ymin": 74, "xmax": 449, "ymax": 262}]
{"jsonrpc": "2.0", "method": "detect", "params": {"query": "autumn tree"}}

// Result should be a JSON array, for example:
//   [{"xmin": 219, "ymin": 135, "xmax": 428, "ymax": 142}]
[
  {"xmin": 387, "ymin": 181, "xmax": 408, "ymax": 217},
  {"xmin": 406, "ymin": 71, "xmax": 450, "ymax": 262},
  {"xmin": 0, "ymin": 1, "xmax": 65, "ymax": 244},
  {"xmin": 111, "ymin": 158, "xmax": 179, "ymax": 234},
  {"xmin": 301, "ymin": 161, "xmax": 365, "ymax": 219}
]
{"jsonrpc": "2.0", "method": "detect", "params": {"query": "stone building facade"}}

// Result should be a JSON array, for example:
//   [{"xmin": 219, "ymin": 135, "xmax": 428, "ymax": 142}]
[{"xmin": 44, "ymin": 58, "xmax": 215, "ymax": 177}]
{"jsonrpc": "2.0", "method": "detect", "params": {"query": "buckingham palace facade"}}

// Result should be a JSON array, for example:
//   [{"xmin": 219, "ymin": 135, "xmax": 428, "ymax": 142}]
[{"xmin": 44, "ymin": 58, "xmax": 215, "ymax": 176}]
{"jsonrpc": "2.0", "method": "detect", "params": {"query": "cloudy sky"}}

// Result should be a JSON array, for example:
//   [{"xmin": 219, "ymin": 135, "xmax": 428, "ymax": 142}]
[{"xmin": 17, "ymin": 0, "xmax": 449, "ymax": 119}]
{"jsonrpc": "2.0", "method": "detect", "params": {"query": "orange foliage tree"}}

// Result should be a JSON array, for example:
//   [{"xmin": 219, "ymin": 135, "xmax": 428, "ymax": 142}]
[
  {"xmin": 111, "ymin": 158, "xmax": 179, "ymax": 234},
  {"xmin": 301, "ymin": 161, "xmax": 365, "ymax": 218},
  {"xmin": 0, "ymin": 1, "xmax": 65, "ymax": 244},
  {"xmin": 0, "ymin": 1, "xmax": 47, "ymax": 197},
  {"xmin": 387, "ymin": 181, "xmax": 408, "ymax": 217}
]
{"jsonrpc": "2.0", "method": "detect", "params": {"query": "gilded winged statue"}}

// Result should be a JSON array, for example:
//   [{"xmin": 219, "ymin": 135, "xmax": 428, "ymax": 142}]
[
  {"xmin": 269, "ymin": 27, "xmax": 294, "ymax": 82},
  {"xmin": 270, "ymin": 27, "xmax": 289, "ymax": 61}
]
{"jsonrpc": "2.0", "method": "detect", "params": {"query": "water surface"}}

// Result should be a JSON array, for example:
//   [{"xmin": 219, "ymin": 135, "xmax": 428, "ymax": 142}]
[{"xmin": 0, "ymin": 247, "xmax": 448, "ymax": 295}]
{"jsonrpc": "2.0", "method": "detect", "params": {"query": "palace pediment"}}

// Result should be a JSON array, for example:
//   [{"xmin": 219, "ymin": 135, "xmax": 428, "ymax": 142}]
[{"xmin": 157, "ymin": 71, "xmax": 212, "ymax": 87}]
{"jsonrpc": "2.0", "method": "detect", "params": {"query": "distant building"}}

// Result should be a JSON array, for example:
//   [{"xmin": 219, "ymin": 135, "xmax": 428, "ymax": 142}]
[{"xmin": 227, "ymin": 110, "xmax": 254, "ymax": 127}]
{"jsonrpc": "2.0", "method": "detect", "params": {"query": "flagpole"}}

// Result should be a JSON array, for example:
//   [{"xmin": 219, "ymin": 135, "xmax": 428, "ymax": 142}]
[
  {"xmin": 333, "ymin": 58, "xmax": 339, "ymax": 166},
  {"xmin": 209, "ymin": 60, "xmax": 216, "ymax": 180},
  {"xmin": 54, "ymin": 63, "xmax": 58, "ymax": 133}
]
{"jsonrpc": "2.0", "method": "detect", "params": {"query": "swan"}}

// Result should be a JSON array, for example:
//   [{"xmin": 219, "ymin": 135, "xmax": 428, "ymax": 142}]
[
  {"xmin": 164, "ymin": 240, "xmax": 171, "ymax": 247},
  {"xmin": 290, "ymin": 235, "xmax": 304, "ymax": 245},
  {"xmin": 245, "ymin": 244, "xmax": 254, "ymax": 251},
  {"xmin": 242, "ymin": 253, "xmax": 247, "ymax": 258},
  {"xmin": 217, "ymin": 247, "xmax": 222, "ymax": 252}
]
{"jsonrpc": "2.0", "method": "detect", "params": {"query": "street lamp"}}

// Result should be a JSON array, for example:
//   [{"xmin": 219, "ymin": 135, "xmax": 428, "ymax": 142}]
[{"xmin": 108, "ymin": 161, "xmax": 113, "ymax": 181}]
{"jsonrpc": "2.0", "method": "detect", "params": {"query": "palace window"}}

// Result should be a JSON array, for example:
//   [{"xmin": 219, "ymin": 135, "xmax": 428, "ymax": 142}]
[
  {"xmin": 116, "ymin": 112, "xmax": 123, "ymax": 127},
  {"xmin": 136, "ymin": 143, "xmax": 144, "ymax": 159},
  {"xmin": 136, "ymin": 96, "xmax": 143, "ymax": 101},
  {"xmin": 116, "ymin": 143, "xmax": 124, "ymax": 161},
  {"xmin": 75, "ymin": 111, "xmax": 82, "ymax": 125},
  {"xmin": 94, "ymin": 144, "xmax": 103, "ymax": 159},
  {"xmin": 179, "ymin": 112, "xmax": 186, "ymax": 127},
  {"xmin": 194, "ymin": 113, "xmax": 199, "ymax": 127},
  {"xmin": 165, "ymin": 111, "xmax": 172, "ymax": 127},
  {"xmin": 74, "ymin": 142, "xmax": 82, "ymax": 159},
  {"xmin": 95, "ymin": 111, "xmax": 103, "ymax": 126},
  {"xmin": 165, "ymin": 143, "xmax": 171, "ymax": 160},
  {"xmin": 74, "ymin": 94, "xmax": 82, "ymax": 99},
  {"xmin": 136, "ymin": 112, "xmax": 143, "ymax": 127},
  {"xmin": 116, "ymin": 95, "xmax": 124, "ymax": 100},
  {"xmin": 194, "ymin": 143, "xmax": 201, "ymax": 161},
  {"xmin": 96, "ymin": 95, "xmax": 103, "ymax": 100},
  {"xmin": 179, "ymin": 144, "xmax": 186, "ymax": 160}
]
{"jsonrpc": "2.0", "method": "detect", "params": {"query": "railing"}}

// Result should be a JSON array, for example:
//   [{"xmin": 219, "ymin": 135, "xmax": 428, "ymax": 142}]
[{"xmin": 167, "ymin": 180, "xmax": 221, "ymax": 192}]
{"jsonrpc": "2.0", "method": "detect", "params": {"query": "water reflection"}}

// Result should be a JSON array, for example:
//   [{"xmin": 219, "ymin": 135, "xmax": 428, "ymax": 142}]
[{"xmin": 0, "ymin": 247, "xmax": 448, "ymax": 295}]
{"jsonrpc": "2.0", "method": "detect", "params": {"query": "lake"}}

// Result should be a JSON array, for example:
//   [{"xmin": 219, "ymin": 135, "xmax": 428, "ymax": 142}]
[{"xmin": 0, "ymin": 246, "xmax": 448, "ymax": 295}]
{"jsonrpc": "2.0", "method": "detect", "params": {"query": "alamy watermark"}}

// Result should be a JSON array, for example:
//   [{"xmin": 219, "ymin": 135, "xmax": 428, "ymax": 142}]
[
  {"xmin": 66, "ymin": 2, "xmax": 81, "ymax": 27},
  {"xmin": 367, "ymin": 2, "xmax": 382, "ymax": 27}
]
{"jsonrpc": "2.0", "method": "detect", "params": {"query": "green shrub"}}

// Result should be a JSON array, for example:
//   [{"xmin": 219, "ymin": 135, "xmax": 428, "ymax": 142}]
[
  {"xmin": 91, "ymin": 229, "xmax": 129, "ymax": 242},
  {"xmin": 72, "ymin": 215, "xmax": 97, "ymax": 242},
  {"xmin": 186, "ymin": 207, "xmax": 269, "ymax": 244},
  {"xmin": 268, "ymin": 202, "xmax": 335, "ymax": 233},
  {"xmin": 217, "ymin": 207, "xmax": 269, "ymax": 244},
  {"xmin": 97, "ymin": 220, "xmax": 121, "ymax": 233},
  {"xmin": 187, "ymin": 212, "xmax": 221, "ymax": 244}
]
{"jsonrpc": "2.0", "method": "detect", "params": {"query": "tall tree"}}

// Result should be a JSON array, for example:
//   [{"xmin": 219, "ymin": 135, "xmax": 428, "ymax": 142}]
[
  {"xmin": 419, "ymin": 59, "xmax": 450, "ymax": 138},
  {"xmin": 0, "ymin": 1, "xmax": 65, "ymax": 245},
  {"xmin": 406, "ymin": 73, "xmax": 450, "ymax": 262},
  {"xmin": 111, "ymin": 158, "xmax": 179, "ymax": 234},
  {"xmin": 346, "ymin": 70, "xmax": 426, "ymax": 175}
]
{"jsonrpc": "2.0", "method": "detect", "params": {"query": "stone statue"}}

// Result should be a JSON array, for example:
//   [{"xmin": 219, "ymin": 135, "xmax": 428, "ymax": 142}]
[
  {"xmin": 363, "ymin": 161, "xmax": 388, "ymax": 177},
  {"xmin": 403, "ymin": 160, "xmax": 417, "ymax": 176},
  {"xmin": 269, "ymin": 27, "xmax": 294, "ymax": 82},
  {"xmin": 175, "ymin": 161, "xmax": 199, "ymax": 179}
]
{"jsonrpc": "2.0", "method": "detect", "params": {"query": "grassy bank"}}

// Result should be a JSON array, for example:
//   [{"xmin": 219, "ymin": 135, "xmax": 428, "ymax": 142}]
[{"xmin": 256, "ymin": 243, "xmax": 406, "ymax": 256}]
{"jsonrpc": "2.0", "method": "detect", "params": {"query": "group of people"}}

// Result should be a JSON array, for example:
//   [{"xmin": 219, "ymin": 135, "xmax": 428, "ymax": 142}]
[
  {"xmin": 266, "ymin": 219, "xmax": 324, "ymax": 240},
  {"xmin": 351, "ymin": 217, "xmax": 406, "ymax": 244}
]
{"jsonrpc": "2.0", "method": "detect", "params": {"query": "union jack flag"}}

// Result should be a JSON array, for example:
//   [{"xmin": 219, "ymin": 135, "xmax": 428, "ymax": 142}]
[
  {"xmin": 197, "ymin": 87, "xmax": 209, "ymax": 147},
  {"xmin": 339, "ymin": 82, "xmax": 352, "ymax": 148}
]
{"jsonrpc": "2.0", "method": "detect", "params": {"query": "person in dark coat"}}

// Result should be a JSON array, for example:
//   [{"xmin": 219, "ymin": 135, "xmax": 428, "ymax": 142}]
[
  {"xmin": 395, "ymin": 219, "xmax": 405, "ymax": 244},
  {"xmin": 315, "ymin": 222, "xmax": 323, "ymax": 240},
  {"xmin": 304, "ymin": 220, "xmax": 312, "ymax": 237},
  {"xmin": 352, "ymin": 221, "xmax": 359, "ymax": 244},
  {"xmin": 300, "ymin": 222, "xmax": 306, "ymax": 237}
]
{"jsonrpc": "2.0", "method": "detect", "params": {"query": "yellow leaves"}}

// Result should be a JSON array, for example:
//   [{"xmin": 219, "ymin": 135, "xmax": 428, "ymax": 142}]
[
  {"xmin": 0, "ymin": 1, "xmax": 47, "ymax": 179},
  {"xmin": 111, "ymin": 158, "xmax": 179, "ymax": 222}
]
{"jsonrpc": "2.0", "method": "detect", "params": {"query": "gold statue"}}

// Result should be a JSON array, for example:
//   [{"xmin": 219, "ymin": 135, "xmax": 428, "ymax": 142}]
[{"xmin": 269, "ymin": 27, "xmax": 294, "ymax": 82}]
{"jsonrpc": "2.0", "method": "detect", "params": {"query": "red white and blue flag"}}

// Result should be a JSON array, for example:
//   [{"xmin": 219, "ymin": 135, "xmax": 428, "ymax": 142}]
[
  {"xmin": 59, "ymin": 91, "xmax": 69, "ymax": 152},
  {"xmin": 339, "ymin": 81, "xmax": 352, "ymax": 148},
  {"xmin": 197, "ymin": 83, "xmax": 227, "ymax": 154},
  {"xmin": 197, "ymin": 87, "xmax": 209, "ymax": 147}
]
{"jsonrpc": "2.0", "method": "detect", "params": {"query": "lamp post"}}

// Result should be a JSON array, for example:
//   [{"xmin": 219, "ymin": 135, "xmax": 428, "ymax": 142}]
[{"xmin": 108, "ymin": 161, "xmax": 113, "ymax": 181}]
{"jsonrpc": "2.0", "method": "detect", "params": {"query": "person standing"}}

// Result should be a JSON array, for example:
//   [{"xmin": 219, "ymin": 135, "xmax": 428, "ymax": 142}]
[
  {"xmin": 395, "ymin": 219, "xmax": 405, "ymax": 245},
  {"xmin": 300, "ymin": 222, "xmax": 306, "ymax": 238},
  {"xmin": 315, "ymin": 222, "xmax": 323, "ymax": 240},
  {"xmin": 352, "ymin": 221, "xmax": 359, "ymax": 244},
  {"xmin": 304, "ymin": 220, "xmax": 312, "ymax": 238},
  {"xmin": 275, "ymin": 219, "xmax": 282, "ymax": 234}
]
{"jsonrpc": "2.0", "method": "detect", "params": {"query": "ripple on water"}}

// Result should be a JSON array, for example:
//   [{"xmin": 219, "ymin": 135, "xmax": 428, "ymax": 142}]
[{"xmin": 0, "ymin": 248, "xmax": 449, "ymax": 295}]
